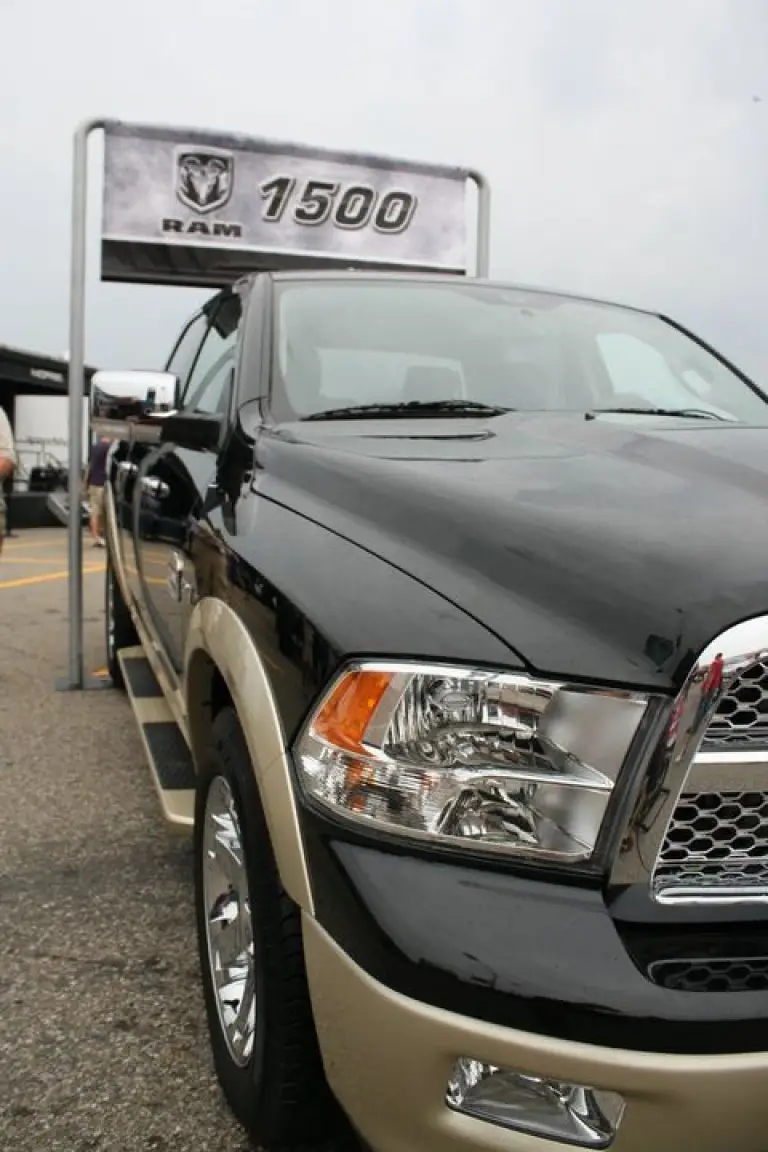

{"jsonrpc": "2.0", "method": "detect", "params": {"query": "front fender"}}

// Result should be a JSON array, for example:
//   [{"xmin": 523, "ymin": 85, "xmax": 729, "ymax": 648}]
[{"xmin": 185, "ymin": 596, "xmax": 313, "ymax": 914}]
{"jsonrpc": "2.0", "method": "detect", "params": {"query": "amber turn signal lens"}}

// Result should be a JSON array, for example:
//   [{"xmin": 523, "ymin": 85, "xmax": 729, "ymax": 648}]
[{"xmin": 312, "ymin": 669, "xmax": 393, "ymax": 753}]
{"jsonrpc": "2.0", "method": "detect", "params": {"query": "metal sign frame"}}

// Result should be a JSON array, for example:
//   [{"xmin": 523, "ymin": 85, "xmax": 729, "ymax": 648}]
[{"xmin": 60, "ymin": 117, "xmax": 491, "ymax": 690}]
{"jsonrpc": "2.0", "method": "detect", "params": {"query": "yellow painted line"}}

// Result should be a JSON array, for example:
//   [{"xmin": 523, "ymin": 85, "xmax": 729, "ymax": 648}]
[
  {"xmin": 0, "ymin": 564, "xmax": 105, "ymax": 590},
  {"xmin": 3, "ymin": 540, "xmax": 73, "ymax": 552},
  {"xmin": 0, "ymin": 556, "xmax": 76, "ymax": 565},
  {"xmin": 3, "ymin": 553, "xmax": 70, "ymax": 562},
  {"xmin": 124, "ymin": 561, "xmax": 166, "ymax": 587},
  {"xmin": 91, "ymin": 666, "xmax": 109, "ymax": 678}
]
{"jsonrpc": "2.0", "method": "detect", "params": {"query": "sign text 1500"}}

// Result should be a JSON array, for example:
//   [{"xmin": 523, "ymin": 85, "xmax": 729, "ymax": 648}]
[{"xmin": 258, "ymin": 177, "xmax": 417, "ymax": 234}]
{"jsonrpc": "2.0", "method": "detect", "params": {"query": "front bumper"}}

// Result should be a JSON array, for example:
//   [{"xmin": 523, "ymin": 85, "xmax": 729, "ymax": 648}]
[
  {"xmin": 301, "ymin": 824, "xmax": 768, "ymax": 1054},
  {"xmin": 304, "ymin": 913, "xmax": 768, "ymax": 1152}
]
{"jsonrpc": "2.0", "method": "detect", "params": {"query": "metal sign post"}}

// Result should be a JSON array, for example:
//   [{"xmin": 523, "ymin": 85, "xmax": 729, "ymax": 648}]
[
  {"xmin": 58, "ymin": 117, "xmax": 491, "ymax": 691},
  {"xmin": 58, "ymin": 119, "xmax": 106, "ymax": 691},
  {"xmin": 473, "ymin": 171, "xmax": 491, "ymax": 277}
]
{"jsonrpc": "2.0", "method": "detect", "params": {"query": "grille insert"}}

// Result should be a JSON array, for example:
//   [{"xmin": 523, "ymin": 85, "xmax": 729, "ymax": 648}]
[
  {"xmin": 654, "ymin": 790, "xmax": 768, "ymax": 896},
  {"xmin": 650, "ymin": 956, "xmax": 768, "ymax": 993},
  {"xmin": 702, "ymin": 660, "xmax": 768, "ymax": 747}
]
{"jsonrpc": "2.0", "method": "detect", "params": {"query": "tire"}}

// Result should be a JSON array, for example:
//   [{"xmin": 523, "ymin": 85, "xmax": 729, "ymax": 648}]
[
  {"xmin": 194, "ymin": 707, "xmax": 354, "ymax": 1150},
  {"xmin": 105, "ymin": 554, "xmax": 138, "ymax": 689}
]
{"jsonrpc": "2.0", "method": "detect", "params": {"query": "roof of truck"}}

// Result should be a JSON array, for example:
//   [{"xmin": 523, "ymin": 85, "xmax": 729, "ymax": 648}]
[{"xmin": 266, "ymin": 268, "xmax": 656, "ymax": 317}]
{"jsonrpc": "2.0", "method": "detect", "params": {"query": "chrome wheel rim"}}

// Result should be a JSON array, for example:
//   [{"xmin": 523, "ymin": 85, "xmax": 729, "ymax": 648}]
[
  {"xmin": 106, "ymin": 568, "xmax": 115, "ymax": 659},
  {"xmin": 201, "ymin": 776, "xmax": 256, "ymax": 1067}
]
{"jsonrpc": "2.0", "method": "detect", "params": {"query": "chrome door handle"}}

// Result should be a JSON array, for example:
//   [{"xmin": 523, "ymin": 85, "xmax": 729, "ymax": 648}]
[{"xmin": 141, "ymin": 476, "xmax": 170, "ymax": 499}]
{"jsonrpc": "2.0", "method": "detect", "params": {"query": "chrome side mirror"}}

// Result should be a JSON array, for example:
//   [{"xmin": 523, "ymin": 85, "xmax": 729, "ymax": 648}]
[{"xmin": 90, "ymin": 369, "xmax": 181, "ymax": 442}]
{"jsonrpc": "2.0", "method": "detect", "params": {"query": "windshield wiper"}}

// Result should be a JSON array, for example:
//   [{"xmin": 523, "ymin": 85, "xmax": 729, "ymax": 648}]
[
  {"xmin": 586, "ymin": 406, "xmax": 730, "ymax": 422},
  {"xmin": 304, "ymin": 399, "xmax": 512, "ymax": 421}
]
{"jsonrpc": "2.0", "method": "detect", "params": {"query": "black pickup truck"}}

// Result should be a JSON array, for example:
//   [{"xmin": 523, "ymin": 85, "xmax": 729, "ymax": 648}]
[{"xmin": 95, "ymin": 270, "xmax": 768, "ymax": 1152}]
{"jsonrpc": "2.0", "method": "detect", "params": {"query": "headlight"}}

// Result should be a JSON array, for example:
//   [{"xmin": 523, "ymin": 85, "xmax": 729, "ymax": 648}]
[{"xmin": 293, "ymin": 662, "xmax": 650, "ymax": 863}]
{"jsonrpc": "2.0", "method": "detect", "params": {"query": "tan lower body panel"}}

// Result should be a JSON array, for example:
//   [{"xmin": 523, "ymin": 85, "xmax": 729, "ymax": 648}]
[
  {"xmin": 118, "ymin": 646, "xmax": 195, "ymax": 832},
  {"xmin": 302, "ymin": 914, "xmax": 768, "ymax": 1152}
]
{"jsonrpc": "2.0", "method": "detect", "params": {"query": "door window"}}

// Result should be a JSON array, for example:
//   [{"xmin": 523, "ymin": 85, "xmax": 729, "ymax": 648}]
[
  {"xmin": 184, "ymin": 294, "xmax": 242, "ymax": 416},
  {"xmin": 165, "ymin": 312, "xmax": 209, "ymax": 392},
  {"xmin": 187, "ymin": 353, "xmax": 236, "ymax": 416}
]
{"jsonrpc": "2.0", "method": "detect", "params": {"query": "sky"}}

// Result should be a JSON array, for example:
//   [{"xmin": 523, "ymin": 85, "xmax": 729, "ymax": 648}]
[{"xmin": 1, "ymin": 0, "xmax": 767, "ymax": 381}]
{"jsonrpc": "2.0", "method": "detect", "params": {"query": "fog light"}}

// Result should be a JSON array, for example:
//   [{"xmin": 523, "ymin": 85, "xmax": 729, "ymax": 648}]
[{"xmin": 446, "ymin": 1058, "xmax": 625, "ymax": 1148}]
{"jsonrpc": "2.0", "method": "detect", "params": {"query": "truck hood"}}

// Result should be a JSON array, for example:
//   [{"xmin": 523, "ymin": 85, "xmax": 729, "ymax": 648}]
[{"xmin": 257, "ymin": 413, "xmax": 768, "ymax": 690}]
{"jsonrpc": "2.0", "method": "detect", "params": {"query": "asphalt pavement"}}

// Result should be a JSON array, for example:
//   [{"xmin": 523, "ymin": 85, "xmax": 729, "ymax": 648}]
[{"xmin": 0, "ymin": 529, "xmax": 249, "ymax": 1151}]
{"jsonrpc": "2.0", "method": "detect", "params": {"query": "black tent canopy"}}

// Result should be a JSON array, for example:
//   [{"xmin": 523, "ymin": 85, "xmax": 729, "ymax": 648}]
[
  {"xmin": 0, "ymin": 344, "xmax": 96, "ymax": 400},
  {"xmin": 0, "ymin": 345, "xmax": 98, "ymax": 529}
]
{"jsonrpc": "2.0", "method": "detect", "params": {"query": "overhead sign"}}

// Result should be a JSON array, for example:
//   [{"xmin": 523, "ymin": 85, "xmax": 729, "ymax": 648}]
[{"xmin": 101, "ymin": 122, "xmax": 470, "ymax": 286}]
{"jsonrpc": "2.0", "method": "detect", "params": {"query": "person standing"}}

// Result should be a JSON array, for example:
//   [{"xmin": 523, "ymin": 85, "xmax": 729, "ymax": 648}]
[
  {"xmin": 84, "ymin": 434, "xmax": 110, "ymax": 548},
  {"xmin": 2, "ymin": 472, "xmax": 13, "ymax": 538},
  {"xmin": 0, "ymin": 405, "xmax": 17, "ymax": 556}
]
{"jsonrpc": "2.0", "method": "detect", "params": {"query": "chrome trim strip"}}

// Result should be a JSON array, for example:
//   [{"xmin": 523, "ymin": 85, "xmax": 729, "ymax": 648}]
[
  {"xmin": 656, "ymin": 886, "xmax": 768, "ymax": 906},
  {"xmin": 609, "ymin": 614, "xmax": 768, "ymax": 901},
  {"xmin": 682, "ymin": 748, "xmax": 768, "ymax": 792},
  {"xmin": 647, "ymin": 954, "xmax": 768, "ymax": 976},
  {"xmin": 694, "ymin": 749, "xmax": 768, "ymax": 764}
]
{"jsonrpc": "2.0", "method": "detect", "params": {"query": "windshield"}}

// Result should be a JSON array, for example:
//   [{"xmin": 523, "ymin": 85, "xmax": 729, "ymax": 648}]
[{"xmin": 269, "ymin": 279, "xmax": 768, "ymax": 424}]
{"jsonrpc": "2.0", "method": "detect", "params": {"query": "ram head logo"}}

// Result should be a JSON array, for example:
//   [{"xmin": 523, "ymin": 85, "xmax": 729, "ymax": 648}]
[{"xmin": 175, "ymin": 149, "xmax": 234, "ymax": 214}]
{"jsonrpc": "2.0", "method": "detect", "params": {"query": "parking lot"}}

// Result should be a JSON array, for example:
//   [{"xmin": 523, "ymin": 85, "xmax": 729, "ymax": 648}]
[{"xmin": 0, "ymin": 528, "xmax": 248, "ymax": 1150}]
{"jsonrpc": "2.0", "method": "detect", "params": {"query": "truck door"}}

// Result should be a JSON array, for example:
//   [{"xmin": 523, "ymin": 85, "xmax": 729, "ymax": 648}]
[
  {"xmin": 123, "ymin": 307, "xmax": 211, "ymax": 614},
  {"xmin": 133, "ymin": 292, "xmax": 242, "ymax": 673}
]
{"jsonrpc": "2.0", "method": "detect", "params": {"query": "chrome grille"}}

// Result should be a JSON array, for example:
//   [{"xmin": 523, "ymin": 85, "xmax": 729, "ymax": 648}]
[
  {"xmin": 702, "ymin": 659, "xmax": 768, "ymax": 747},
  {"xmin": 653, "ymin": 791, "xmax": 768, "ymax": 897},
  {"xmin": 638, "ymin": 619, "xmax": 768, "ymax": 906}
]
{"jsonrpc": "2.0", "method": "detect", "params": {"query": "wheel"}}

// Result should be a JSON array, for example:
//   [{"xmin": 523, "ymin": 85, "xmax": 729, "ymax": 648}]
[
  {"xmin": 194, "ymin": 706, "xmax": 353, "ymax": 1150},
  {"xmin": 105, "ymin": 554, "xmax": 137, "ymax": 688}
]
